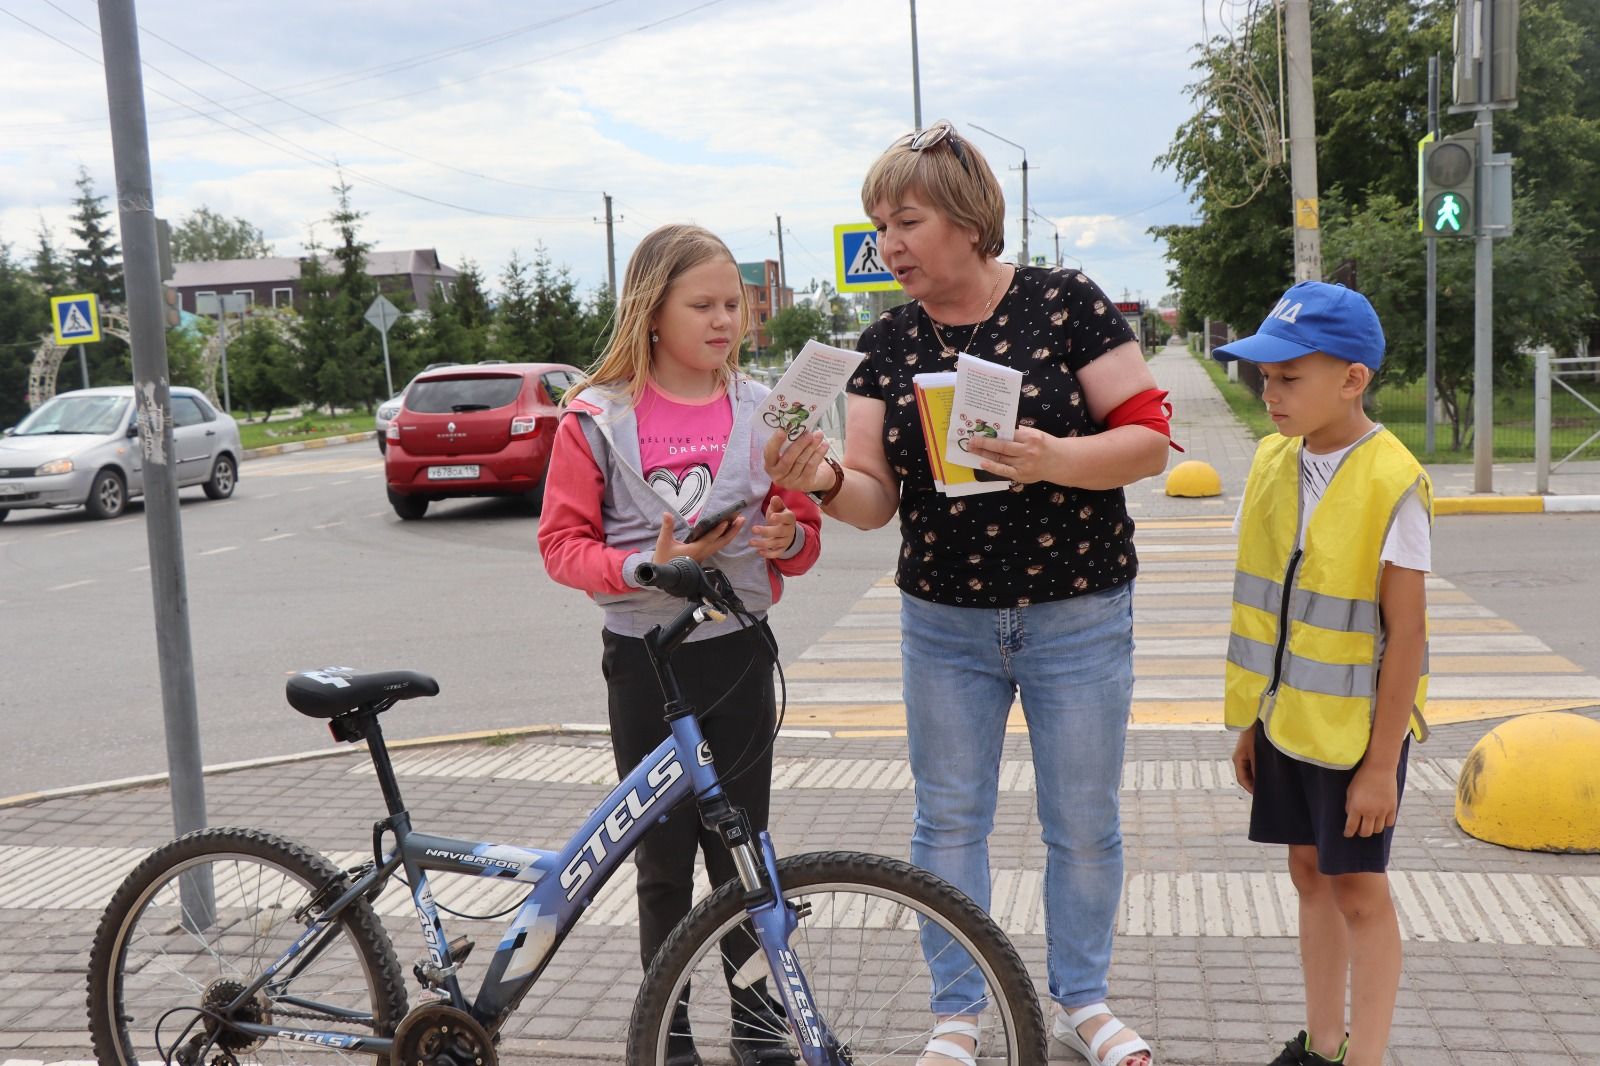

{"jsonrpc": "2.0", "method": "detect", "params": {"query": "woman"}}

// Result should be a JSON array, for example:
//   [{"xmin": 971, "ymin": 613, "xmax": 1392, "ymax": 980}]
[{"xmin": 766, "ymin": 122, "xmax": 1175, "ymax": 1066}]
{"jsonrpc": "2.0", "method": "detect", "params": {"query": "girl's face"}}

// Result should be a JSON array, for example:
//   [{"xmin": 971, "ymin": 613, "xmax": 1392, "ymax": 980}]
[
  {"xmin": 651, "ymin": 258, "xmax": 742, "ymax": 384},
  {"xmin": 868, "ymin": 192, "xmax": 980, "ymax": 303}
]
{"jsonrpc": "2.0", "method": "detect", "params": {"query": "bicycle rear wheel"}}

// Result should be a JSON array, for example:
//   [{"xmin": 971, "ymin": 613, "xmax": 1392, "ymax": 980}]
[
  {"xmin": 87, "ymin": 827, "xmax": 409, "ymax": 1065},
  {"xmin": 628, "ymin": 851, "xmax": 1045, "ymax": 1065}
]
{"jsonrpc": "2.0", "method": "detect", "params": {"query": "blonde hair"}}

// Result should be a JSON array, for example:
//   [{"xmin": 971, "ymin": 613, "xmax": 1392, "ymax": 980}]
[
  {"xmin": 861, "ymin": 121, "xmax": 1006, "ymax": 258},
  {"xmin": 570, "ymin": 224, "xmax": 748, "ymax": 408}
]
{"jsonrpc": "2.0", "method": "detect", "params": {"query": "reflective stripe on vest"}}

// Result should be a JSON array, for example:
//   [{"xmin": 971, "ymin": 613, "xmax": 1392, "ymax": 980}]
[{"xmin": 1232, "ymin": 572, "xmax": 1382, "ymax": 636}]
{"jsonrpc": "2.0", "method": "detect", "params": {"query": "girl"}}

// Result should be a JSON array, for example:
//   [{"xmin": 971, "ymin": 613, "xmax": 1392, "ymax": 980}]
[{"xmin": 537, "ymin": 223, "xmax": 821, "ymax": 1066}]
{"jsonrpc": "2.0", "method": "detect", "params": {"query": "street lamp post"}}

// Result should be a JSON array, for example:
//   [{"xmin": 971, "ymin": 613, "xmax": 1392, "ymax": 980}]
[
  {"xmin": 1029, "ymin": 208, "xmax": 1060, "ymax": 267},
  {"xmin": 968, "ymin": 123, "xmax": 1028, "ymax": 265}
]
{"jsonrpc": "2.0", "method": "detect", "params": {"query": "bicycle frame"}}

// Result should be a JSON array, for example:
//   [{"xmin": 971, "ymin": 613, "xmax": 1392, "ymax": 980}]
[{"xmin": 213, "ymin": 596, "xmax": 844, "ymax": 1063}]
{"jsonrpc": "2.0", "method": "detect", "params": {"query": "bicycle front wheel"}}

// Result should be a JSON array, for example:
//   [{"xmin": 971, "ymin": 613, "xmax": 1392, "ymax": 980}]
[
  {"xmin": 629, "ymin": 851, "xmax": 1045, "ymax": 1065},
  {"xmin": 87, "ymin": 827, "xmax": 409, "ymax": 1065}
]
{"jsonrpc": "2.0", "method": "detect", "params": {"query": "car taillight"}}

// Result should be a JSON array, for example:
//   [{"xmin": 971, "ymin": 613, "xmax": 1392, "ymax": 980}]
[
  {"xmin": 386, "ymin": 422, "xmax": 400, "ymax": 440},
  {"xmin": 510, "ymin": 416, "xmax": 539, "ymax": 437}
]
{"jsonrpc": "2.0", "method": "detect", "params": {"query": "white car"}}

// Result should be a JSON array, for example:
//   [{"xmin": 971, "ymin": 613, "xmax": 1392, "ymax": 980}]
[{"xmin": 0, "ymin": 386, "xmax": 242, "ymax": 521}]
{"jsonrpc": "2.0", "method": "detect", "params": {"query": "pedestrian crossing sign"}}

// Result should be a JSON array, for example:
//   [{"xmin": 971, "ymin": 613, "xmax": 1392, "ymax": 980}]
[
  {"xmin": 834, "ymin": 222, "xmax": 900, "ymax": 293},
  {"xmin": 51, "ymin": 293, "xmax": 101, "ymax": 345}
]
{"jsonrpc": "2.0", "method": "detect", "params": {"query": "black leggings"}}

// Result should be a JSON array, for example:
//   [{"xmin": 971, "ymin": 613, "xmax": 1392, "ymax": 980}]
[{"xmin": 601, "ymin": 621, "xmax": 777, "ymax": 974}]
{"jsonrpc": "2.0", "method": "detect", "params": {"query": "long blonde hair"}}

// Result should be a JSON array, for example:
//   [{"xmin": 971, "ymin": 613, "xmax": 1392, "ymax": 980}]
[{"xmin": 570, "ymin": 224, "xmax": 748, "ymax": 408}]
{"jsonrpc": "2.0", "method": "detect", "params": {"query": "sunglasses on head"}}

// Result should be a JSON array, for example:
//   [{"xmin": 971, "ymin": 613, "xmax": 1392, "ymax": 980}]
[{"xmin": 898, "ymin": 122, "xmax": 972, "ymax": 175}]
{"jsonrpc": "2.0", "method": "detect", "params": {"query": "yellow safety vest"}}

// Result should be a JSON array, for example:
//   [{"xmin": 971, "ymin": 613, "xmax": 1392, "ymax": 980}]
[{"xmin": 1225, "ymin": 427, "xmax": 1432, "ymax": 769}]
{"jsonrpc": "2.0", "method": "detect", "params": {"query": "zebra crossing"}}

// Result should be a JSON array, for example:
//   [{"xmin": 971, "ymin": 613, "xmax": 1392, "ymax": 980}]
[{"xmin": 783, "ymin": 517, "xmax": 1600, "ymax": 733}]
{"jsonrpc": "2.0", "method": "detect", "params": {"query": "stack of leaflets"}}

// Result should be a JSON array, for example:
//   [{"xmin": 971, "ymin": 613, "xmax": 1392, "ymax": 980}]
[{"xmin": 913, "ymin": 354, "xmax": 1023, "ymax": 497}]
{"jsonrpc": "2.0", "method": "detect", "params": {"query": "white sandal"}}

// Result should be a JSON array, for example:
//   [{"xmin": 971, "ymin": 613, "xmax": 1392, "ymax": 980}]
[
  {"xmin": 919, "ymin": 1017, "xmax": 980, "ymax": 1066},
  {"xmin": 1052, "ymin": 1003, "xmax": 1152, "ymax": 1066}
]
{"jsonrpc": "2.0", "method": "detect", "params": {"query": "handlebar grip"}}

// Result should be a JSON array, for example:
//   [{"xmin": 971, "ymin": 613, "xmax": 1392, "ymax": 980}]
[{"xmin": 634, "ymin": 556, "xmax": 704, "ymax": 598}]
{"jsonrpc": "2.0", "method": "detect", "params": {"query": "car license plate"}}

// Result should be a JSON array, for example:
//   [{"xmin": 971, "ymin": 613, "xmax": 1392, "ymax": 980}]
[
  {"xmin": 427, "ymin": 465, "xmax": 479, "ymax": 480},
  {"xmin": 0, "ymin": 482, "xmax": 21, "ymax": 496}
]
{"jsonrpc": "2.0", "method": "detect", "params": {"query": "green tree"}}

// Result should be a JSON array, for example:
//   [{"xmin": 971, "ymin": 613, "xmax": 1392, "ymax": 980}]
[
  {"xmin": 573, "ymin": 284, "xmax": 616, "ymax": 372},
  {"xmin": 530, "ymin": 245, "xmax": 587, "ymax": 361},
  {"xmin": 227, "ymin": 315, "xmax": 300, "ymax": 418},
  {"xmin": 69, "ymin": 167, "xmax": 123, "ymax": 306},
  {"xmin": 764, "ymin": 304, "xmax": 829, "ymax": 358},
  {"xmin": 170, "ymin": 205, "xmax": 272, "ymax": 261},
  {"xmin": 493, "ymin": 252, "xmax": 539, "ymax": 360},
  {"xmin": 0, "ymin": 236, "xmax": 50, "ymax": 429},
  {"xmin": 294, "ymin": 179, "xmax": 381, "ymax": 412},
  {"xmin": 31, "ymin": 220, "xmax": 70, "ymax": 296}
]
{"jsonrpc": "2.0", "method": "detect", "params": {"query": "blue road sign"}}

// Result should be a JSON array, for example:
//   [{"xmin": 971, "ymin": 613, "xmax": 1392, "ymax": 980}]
[
  {"xmin": 834, "ymin": 223, "xmax": 900, "ymax": 293},
  {"xmin": 51, "ymin": 293, "xmax": 101, "ymax": 345}
]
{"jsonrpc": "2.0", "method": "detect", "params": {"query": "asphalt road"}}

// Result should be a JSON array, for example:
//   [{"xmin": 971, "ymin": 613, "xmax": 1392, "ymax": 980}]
[{"xmin": 0, "ymin": 442, "xmax": 899, "ymax": 796}]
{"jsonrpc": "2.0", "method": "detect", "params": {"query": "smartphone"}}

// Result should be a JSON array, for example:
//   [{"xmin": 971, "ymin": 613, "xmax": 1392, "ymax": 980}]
[{"xmin": 683, "ymin": 499, "xmax": 749, "ymax": 543}]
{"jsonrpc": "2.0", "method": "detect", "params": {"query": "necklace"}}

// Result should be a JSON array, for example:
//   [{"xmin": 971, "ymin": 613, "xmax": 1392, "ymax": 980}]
[{"xmin": 925, "ymin": 263, "xmax": 1007, "ymax": 357}]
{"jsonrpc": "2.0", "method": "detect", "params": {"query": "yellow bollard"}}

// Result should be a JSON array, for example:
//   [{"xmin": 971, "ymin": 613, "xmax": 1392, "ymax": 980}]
[
  {"xmin": 1454, "ymin": 712, "xmax": 1600, "ymax": 853},
  {"xmin": 1164, "ymin": 460, "xmax": 1222, "ymax": 498}
]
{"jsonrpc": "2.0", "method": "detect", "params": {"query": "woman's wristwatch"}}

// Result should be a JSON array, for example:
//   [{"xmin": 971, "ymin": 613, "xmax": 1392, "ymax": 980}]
[{"xmin": 809, "ymin": 455, "xmax": 845, "ymax": 507}]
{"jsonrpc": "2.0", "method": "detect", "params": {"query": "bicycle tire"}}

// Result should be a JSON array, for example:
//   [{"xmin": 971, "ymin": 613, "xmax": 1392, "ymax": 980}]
[
  {"xmin": 628, "ymin": 851, "xmax": 1045, "ymax": 1065},
  {"xmin": 87, "ymin": 827, "xmax": 410, "ymax": 1065}
]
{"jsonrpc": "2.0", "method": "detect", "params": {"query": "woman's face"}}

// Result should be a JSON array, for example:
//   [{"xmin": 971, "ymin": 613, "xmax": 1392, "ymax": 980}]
[{"xmin": 868, "ymin": 192, "xmax": 981, "ymax": 303}]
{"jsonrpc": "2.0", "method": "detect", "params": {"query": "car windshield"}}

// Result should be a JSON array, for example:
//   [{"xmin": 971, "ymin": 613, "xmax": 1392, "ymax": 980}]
[
  {"xmin": 405, "ymin": 375, "xmax": 522, "ymax": 414},
  {"xmin": 13, "ymin": 395, "xmax": 130, "ymax": 436}
]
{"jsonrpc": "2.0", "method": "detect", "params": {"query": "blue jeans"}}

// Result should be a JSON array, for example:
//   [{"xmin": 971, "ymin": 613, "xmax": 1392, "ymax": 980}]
[{"xmin": 901, "ymin": 584, "xmax": 1135, "ymax": 1014}]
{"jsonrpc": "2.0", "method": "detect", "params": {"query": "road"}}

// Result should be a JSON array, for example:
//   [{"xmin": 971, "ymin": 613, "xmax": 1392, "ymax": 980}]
[{"xmin": 0, "ymin": 443, "xmax": 898, "ymax": 796}]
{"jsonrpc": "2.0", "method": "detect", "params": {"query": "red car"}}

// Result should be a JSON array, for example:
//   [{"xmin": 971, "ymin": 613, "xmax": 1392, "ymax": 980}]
[{"xmin": 384, "ymin": 362, "xmax": 582, "ymax": 520}]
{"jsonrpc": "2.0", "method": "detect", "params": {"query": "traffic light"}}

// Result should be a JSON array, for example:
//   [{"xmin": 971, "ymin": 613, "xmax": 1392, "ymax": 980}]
[
  {"xmin": 162, "ymin": 284, "xmax": 181, "ymax": 328},
  {"xmin": 1420, "ymin": 129, "xmax": 1477, "ymax": 237}
]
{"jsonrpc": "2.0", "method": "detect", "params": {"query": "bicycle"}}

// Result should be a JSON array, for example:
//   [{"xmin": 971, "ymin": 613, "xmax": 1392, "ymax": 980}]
[{"xmin": 87, "ymin": 557, "xmax": 1045, "ymax": 1065}]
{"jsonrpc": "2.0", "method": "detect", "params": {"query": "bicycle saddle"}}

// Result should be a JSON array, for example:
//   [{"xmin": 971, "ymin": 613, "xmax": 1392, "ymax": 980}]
[{"xmin": 285, "ymin": 666, "xmax": 440, "ymax": 719}]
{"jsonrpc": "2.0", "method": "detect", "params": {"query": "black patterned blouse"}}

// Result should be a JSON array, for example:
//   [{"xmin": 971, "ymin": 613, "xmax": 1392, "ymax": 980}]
[{"xmin": 846, "ymin": 265, "xmax": 1140, "ymax": 608}]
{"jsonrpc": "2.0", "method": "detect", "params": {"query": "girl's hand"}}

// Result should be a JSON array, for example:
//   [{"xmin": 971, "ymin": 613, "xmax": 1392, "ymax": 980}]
[
  {"xmin": 1231, "ymin": 724, "xmax": 1257, "ymax": 794},
  {"xmin": 751, "ymin": 496, "xmax": 797, "ymax": 558},
  {"xmin": 963, "ymin": 426, "xmax": 1064, "ymax": 485},
  {"xmin": 764, "ymin": 429, "xmax": 831, "ymax": 494},
  {"xmin": 1344, "ymin": 762, "xmax": 1399, "ymax": 838},
  {"xmin": 651, "ymin": 510, "xmax": 741, "ymax": 565}
]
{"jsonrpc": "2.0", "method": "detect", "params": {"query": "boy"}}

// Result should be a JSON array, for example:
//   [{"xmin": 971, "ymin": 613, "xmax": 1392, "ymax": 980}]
[{"xmin": 1214, "ymin": 281, "xmax": 1431, "ymax": 1066}]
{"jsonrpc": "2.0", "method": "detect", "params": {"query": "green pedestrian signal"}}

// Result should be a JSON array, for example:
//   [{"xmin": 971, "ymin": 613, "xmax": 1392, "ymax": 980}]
[{"xmin": 1419, "ymin": 130, "xmax": 1477, "ymax": 238}]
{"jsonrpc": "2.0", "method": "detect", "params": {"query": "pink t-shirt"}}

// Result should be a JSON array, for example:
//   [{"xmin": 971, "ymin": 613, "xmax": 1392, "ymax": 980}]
[{"xmin": 636, "ymin": 381, "xmax": 733, "ymax": 522}]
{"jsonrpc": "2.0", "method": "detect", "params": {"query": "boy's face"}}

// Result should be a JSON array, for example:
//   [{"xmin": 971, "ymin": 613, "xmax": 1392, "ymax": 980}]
[{"xmin": 1253, "ymin": 352, "xmax": 1372, "ymax": 438}]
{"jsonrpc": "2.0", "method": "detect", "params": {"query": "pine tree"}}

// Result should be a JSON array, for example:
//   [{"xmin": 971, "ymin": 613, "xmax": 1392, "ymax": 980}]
[
  {"xmin": 68, "ymin": 167, "xmax": 123, "ymax": 305},
  {"xmin": 530, "ymin": 245, "xmax": 586, "ymax": 362},
  {"xmin": 31, "ymin": 220, "xmax": 70, "ymax": 296},
  {"xmin": 494, "ymin": 252, "xmax": 539, "ymax": 360}
]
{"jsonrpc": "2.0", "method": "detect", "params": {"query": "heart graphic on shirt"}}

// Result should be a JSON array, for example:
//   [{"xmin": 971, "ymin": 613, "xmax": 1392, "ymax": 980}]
[{"xmin": 647, "ymin": 464, "xmax": 712, "ymax": 519}]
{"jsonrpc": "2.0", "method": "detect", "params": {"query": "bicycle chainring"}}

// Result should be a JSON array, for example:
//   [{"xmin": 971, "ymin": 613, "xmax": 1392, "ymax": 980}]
[{"xmin": 392, "ymin": 1003, "xmax": 498, "ymax": 1066}]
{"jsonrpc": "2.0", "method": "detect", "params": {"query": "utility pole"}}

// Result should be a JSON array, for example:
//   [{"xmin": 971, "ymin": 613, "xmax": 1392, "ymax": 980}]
[
  {"xmin": 1425, "ymin": 55, "xmax": 1440, "ymax": 455},
  {"xmin": 909, "ymin": 0, "xmax": 922, "ymax": 130},
  {"xmin": 968, "ymin": 123, "xmax": 1029, "ymax": 265},
  {"xmin": 1471, "ymin": 8, "xmax": 1496, "ymax": 492},
  {"xmin": 1284, "ymin": 0, "xmax": 1323, "ymax": 281},
  {"xmin": 775, "ymin": 214, "xmax": 787, "ymax": 292},
  {"xmin": 97, "ymin": 0, "xmax": 211, "ymax": 922},
  {"xmin": 601, "ymin": 192, "xmax": 617, "ymax": 300}
]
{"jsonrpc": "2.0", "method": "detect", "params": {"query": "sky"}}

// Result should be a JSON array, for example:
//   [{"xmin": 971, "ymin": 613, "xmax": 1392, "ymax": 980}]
[{"xmin": 0, "ymin": 0, "xmax": 1213, "ymax": 308}]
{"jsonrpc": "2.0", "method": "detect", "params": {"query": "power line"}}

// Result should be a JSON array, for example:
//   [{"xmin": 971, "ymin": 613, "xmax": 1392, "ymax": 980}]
[{"xmin": 0, "ymin": 5, "xmax": 595, "ymax": 225}]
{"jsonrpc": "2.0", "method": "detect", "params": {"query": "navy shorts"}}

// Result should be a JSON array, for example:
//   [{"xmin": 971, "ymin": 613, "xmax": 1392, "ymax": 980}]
[{"xmin": 1247, "ymin": 725, "xmax": 1409, "ymax": 875}]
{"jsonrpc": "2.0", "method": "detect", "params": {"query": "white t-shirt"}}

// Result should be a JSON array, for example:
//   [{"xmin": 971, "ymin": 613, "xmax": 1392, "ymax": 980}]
[{"xmin": 1232, "ymin": 430, "xmax": 1432, "ymax": 573}]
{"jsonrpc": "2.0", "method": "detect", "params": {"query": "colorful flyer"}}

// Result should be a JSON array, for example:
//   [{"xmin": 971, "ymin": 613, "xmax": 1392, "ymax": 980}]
[
  {"xmin": 755, "ymin": 340, "xmax": 866, "ymax": 441},
  {"xmin": 945, "ymin": 353, "xmax": 1023, "ymax": 470}
]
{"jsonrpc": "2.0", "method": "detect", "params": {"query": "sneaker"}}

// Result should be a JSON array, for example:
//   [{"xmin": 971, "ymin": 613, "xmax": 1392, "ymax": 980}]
[
  {"xmin": 666, "ymin": 998, "xmax": 702, "ymax": 1066},
  {"xmin": 1269, "ymin": 1031, "xmax": 1347, "ymax": 1065},
  {"xmin": 729, "ymin": 996, "xmax": 797, "ymax": 1066}
]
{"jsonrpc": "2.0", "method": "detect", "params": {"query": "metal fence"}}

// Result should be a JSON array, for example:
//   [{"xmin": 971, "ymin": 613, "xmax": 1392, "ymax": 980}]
[{"xmin": 1536, "ymin": 351, "xmax": 1600, "ymax": 492}]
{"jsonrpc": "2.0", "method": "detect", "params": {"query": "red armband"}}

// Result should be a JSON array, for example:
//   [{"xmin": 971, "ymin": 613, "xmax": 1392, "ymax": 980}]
[{"xmin": 1105, "ymin": 388, "xmax": 1184, "ymax": 452}]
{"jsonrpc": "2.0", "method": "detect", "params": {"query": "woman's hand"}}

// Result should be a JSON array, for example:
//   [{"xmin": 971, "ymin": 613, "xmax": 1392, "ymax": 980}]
[
  {"xmin": 650, "ymin": 510, "xmax": 742, "ymax": 565},
  {"xmin": 764, "ymin": 429, "xmax": 831, "ymax": 494},
  {"xmin": 750, "ymin": 496, "xmax": 797, "ymax": 558},
  {"xmin": 964, "ymin": 426, "xmax": 1068, "ymax": 485}
]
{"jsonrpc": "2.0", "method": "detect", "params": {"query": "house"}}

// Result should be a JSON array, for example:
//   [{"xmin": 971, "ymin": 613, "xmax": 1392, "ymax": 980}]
[
  {"xmin": 170, "ymin": 249, "xmax": 459, "ymax": 315},
  {"xmin": 738, "ymin": 259, "xmax": 793, "ymax": 352}
]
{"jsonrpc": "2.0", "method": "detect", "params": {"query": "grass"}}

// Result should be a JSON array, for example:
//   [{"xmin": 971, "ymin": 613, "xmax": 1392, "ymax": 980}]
[
  {"xmin": 235, "ymin": 411, "xmax": 372, "ymax": 451},
  {"xmin": 483, "ymin": 732, "xmax": 516, "ymax": 748}
]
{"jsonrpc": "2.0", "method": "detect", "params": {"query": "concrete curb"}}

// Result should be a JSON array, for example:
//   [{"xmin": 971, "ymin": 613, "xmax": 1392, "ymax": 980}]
[
  {"xmin": 241, "ymin": 430, "xmax": 376, "ymax": 461},
  {"xmin": 1436, "ymin": 494, "xmax": 1600, "ymax": 515},
  {"xmin": 0, "ymin": 722, "xmax": 836, "ymax": 811}
]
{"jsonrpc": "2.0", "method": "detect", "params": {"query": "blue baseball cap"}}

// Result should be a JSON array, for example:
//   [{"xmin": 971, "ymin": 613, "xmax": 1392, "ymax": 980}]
[{"xmin": 1213, "ymin": 281, "xmax": 1385, "ymax": 370}]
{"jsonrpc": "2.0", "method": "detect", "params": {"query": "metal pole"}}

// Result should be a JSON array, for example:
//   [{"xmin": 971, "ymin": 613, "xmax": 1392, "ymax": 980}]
[
  {"xmin": 79, "ymin": 347, "xmax": 90, "ymax": 390},
  {"xmin": 1534, "ymin": 346, "xmax": 1551, "ymax": 494},
  {"xmin": 909, "ymin": 0, "xmax": 922, "ymax": 130},
  {"xmin": 602, "ymin": 192, "xmax": 617, "ymax": 300},
  {"xmin": 1054, "ymin": 229, "xmax": 1061, "ymax": 268},
  {"xmin": 775, "ymin": 214, "xmax": 786, "ymax": 291},
  {"xmin": 217, "ymin": 311, "xmax": 231, "ymax": 413},
  {"xmin": 1425, "ymin": 54, "xmax": 1439, "ymax": 455},
  {"xmin": 378, "ymin": 313, "xmax": 394, "ymax": 398},
  {"xmin": 97, "ymin": 0, "xmax": 210, "ymax": 925},
  {"xmin": 1284, "ymin": 0, "xmax": 1323, "ymax": 281},
  {"xmin": 1020, "ymin": 158, "xmax": 1029, "ymax": 266},
  {"xmin": 1473, "ymin": 2, "xmax": 1495, "ymax": 493}
]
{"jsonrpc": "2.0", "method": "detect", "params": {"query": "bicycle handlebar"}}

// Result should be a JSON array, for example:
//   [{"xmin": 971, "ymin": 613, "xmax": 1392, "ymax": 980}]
[{"xmin": 634, "ymin": 557, "xmax": 704, "ymax": 598}]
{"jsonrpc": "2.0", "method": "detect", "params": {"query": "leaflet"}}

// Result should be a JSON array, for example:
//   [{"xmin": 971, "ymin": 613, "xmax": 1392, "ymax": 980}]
[
  {"xmin": 756, "ymin": 339, "xmax": 866, "ymax": 441},
  {"xmin": 944, "ymin": 353, "xmax": 1023, "ymax": 470},
  {"xmin": 912, "ymin": 372, "xmax": 1009, "ymax": 497}
]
